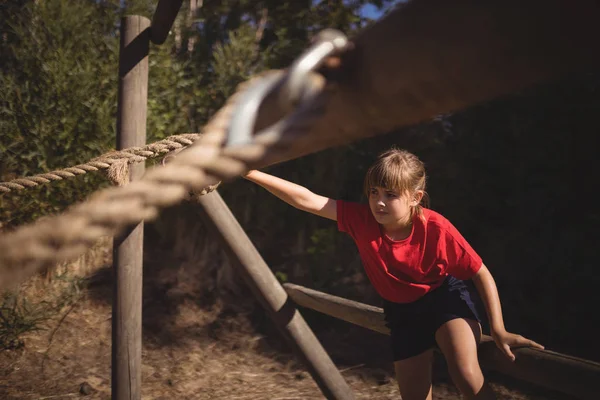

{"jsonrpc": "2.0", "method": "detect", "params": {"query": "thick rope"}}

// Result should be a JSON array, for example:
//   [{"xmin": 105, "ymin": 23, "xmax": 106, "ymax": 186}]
[
  {"xmin": 0, "ymin": 133, "xmax": 201, "ymax": 193},
  {"xmin": 0, "ymin": 70, "xmax": 328, "ymax": 290}
]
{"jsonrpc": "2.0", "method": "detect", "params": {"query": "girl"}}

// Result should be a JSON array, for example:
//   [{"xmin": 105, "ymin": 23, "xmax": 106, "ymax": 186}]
[{"xmin": 244, "ymin": 148, "xmax": 543, "ymax": 400}]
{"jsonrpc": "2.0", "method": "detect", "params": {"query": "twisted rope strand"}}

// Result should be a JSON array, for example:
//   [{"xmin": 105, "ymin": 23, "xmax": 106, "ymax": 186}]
[
  {"xmin": 0, "ymin": 133, "xmax": 201, "ymax": 193},
  {"xmin": 0, "ymin": 70, "xmax": 328, "ymax": 290}
]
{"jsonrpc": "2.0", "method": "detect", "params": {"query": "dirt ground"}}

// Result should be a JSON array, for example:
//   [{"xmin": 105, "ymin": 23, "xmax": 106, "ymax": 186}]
[{"xmin": 0, "ymin": 275, "xmax": 573, "ymax": 400}]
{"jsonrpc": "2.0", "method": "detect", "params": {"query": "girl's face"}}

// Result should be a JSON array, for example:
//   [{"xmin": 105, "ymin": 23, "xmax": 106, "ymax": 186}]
[{"xmin": 368, "ymin": 186, "xmax": 416, "ymax": 228}]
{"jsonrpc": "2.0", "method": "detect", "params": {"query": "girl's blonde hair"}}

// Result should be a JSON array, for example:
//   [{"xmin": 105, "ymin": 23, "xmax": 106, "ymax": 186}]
[{"xmin": 363, "ymin": 148, "xmax": 430, "ymax": 219}]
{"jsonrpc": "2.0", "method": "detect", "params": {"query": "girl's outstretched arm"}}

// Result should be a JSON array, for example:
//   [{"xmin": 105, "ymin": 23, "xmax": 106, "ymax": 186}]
[
  {"xmin": 244, "ymin": 170, "xmax": 337, "ymax": 221},
  {"xmin": 471, "ymin": 264, "xmax": 545, "ymax": 361}
]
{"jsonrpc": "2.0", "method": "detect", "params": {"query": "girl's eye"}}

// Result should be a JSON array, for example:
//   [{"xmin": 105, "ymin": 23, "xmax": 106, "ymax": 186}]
[
  {"xmin": 386, "ymin": 192, "xmax": 398, "ymax": 198},
  {"xmin": 369, "ymin": 189, "xmax": 378, "ymax": 195}
]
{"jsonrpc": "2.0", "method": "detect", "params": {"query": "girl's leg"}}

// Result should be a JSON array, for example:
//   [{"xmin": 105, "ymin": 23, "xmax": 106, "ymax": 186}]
[
  {"xmin": 435, "ymin": 318, "xmax": 496, "ymax": 399},
  {"xmin": 393, "ymin": 349, "xmax": 434, "ymax": 400}
]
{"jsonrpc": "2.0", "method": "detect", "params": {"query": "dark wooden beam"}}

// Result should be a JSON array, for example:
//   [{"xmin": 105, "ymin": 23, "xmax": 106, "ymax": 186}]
[
  {"xmin": 150, "ymin": 0, "xmax": 184, "ymax": 45},
  {"xmin": 283, "ymin": 283, "xmax": 600, "ymax": 399}
]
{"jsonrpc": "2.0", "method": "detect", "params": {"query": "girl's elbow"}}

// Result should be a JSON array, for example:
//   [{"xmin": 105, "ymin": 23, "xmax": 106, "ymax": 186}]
[
  {"xmin": 294, "ymin": 190, "xmax": 320, "ymax": 212},
  {"xmin": 294, "ymin": 203, "xmax": 311, "ymax": 213},
  {"xmin": 296, "ymin": 201, "xmax": 319, "ymax": 214},
  {"xmin": 293, "ymin": 196, "xmax": 314, "ymax": 212},
  {"xmin": 471, "ymin": 263, "xmax": 494, "ymax": 283}
]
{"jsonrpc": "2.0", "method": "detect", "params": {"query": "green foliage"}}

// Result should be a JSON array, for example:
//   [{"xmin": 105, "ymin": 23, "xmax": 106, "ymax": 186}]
[
  {"xmin": 147, "ymin": 37, "xmax": 195, "ymax": 142},
  {"xmin": 0, "ymin": 0, "xmax": 201, "ymax": 225},
  {"xmin": 306, "ymin": 227, "xmax": 347, "ymax": 287},
  {"xmin": 212, "ymin": 24, "xmax": 265, "ymax": 97},
  {"xmin": 0, "ymin": 293, "xmax": 47, "ymax": 350},
  {"xmin": 0, "ymin": 0, "xmax": 118, "ymax": 174},
  {"xmin": 0, "ymin": 271, "xmax": 85, "ymax": 350},
  {"xmin": 191, "ymin": 23, "xmax": 269, "ymax": 126},
  {"xmin": 307, "ymin": 228, "xmax": 336, "ymax": 256},
  {"xmin": 274, "ymin": 271, "xmax": 288, "ymax": 283},
  {"xmin": 0, "ymin": 0, "xmax": 120, "ymax": 225}
]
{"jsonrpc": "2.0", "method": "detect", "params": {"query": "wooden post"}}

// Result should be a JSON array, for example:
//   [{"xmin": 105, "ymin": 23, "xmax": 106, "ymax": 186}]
[
  {"xmin": 195, "ymin": 191, "xmax": 355, "ymax": 400},
  {"xmin": 283, "ymin": 283, "xmax": 600, "ymax": 400},
  {"xmin": 112, "ymin": 15, "xmax": 149, "ymax": 400}
]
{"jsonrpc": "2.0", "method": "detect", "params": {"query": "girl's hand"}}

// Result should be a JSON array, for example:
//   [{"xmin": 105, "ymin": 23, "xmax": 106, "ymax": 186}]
[{"xmin": 491, "ymin": 329, "xmax": 544, "ymax": 361}]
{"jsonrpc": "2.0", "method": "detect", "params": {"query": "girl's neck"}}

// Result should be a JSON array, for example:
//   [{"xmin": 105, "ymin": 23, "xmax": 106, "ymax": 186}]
[{"xmin": 381, "ymin": 217, "xmax": 413, "ymax": 241}]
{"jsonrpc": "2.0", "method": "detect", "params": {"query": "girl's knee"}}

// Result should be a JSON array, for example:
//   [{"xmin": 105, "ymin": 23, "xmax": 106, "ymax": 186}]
[
  {"xmin": 446, "ymin": 361, "xmax": 494, "ymax": 399},
  {"xmin": 448, "ymin": 363, "xmax": 484, "ymax": 390}
]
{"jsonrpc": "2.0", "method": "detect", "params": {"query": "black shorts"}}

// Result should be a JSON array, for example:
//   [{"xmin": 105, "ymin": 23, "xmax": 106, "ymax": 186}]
[{"xmin": 383, "ymin": 276, "xmax": 482, "ymax": 361}]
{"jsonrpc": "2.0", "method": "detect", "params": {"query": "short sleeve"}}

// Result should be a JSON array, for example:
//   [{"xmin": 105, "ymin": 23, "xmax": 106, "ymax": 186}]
[
  {"xmin": 336, "ymin": 200, "xmax": 371, "ymax": 239},
  {"xmin": 441, "ymin": 222, "xmax": 482, "ymax": 280}
]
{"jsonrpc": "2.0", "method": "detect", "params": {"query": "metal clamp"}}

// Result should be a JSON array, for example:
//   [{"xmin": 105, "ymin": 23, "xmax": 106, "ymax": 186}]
[
  {"xmin": 281, "ymin": 29, "xmax": 349, "ymax": 108},
  {"xmin": 226, "ymin": 29, "xmax": 349, "ymax": 147}
]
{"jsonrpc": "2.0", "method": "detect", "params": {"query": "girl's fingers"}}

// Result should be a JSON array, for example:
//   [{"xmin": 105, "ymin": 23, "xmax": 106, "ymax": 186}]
[
  {"xmin": 525, "ymin": 339, "xmax": 545, "ymax": 350},
  {"xmin": 502, "ymin": 344, "xmax": 516, "ymax": 362},
  {"xmin": 514, "ymin": 335, "xmax": 545, "ymax": 350},
  {"xmin": 497, "ymin": 333, "xmax": 544, "ymax": 362}
]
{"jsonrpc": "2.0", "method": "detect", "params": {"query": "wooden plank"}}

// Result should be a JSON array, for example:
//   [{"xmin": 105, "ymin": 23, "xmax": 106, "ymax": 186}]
[
  {"xmin": 252, "ymin": 0, "xmax": 600, "ymax": 169},
  {"xmin": 283, "ymin": 283, "xmax": 600, "ymax": 399},
  {"xmin": 194, "ymin": 191, "xmax": 355, "ymax": 400},
  {"xmin": 112, "ymin": 15, "xmax": 150, "ymax": 400},
  {"xmin": 150, "ymin": 0, "xmax": 184, "ymax": 45}
]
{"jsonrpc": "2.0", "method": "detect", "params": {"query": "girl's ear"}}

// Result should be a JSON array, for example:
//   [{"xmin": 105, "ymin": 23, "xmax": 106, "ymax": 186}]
[{"xmin": 412, "ymin": 190, "xmax": 424, "ymax": 206}]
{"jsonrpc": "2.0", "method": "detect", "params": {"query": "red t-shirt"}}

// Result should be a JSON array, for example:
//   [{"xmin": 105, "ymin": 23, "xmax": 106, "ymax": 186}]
[{"xmin": 337, "ymin": 200, "xmax": 482, "ymax": 303}]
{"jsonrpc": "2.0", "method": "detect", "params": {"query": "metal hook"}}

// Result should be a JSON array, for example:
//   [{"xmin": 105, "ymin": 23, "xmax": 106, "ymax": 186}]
[
  {"xmin": 225, "ymin": 29, "xmax": 349, "ymax": 147},
  {"xmin": 226, "ymin": 72, "xmax": 284, "ymax": 147},
  {"xmin": 281, "ymin": 29, "xmax": 349, "ymax": 108}
]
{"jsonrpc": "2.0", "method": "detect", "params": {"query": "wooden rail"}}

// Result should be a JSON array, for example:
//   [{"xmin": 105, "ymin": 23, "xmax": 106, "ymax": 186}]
[{"xmin": 283, "ymin": 283, "xmax": 600, "ymax": 399}]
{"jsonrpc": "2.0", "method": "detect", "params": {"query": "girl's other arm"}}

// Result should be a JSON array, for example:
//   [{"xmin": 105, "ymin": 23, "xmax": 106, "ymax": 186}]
[
  {"xmin": 244, "ymin": 170, "xmax": 337, "ymax": 221},
  {"xmin": 471, "ymin": 264, "xmax": 544, "ymax": 360}
]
